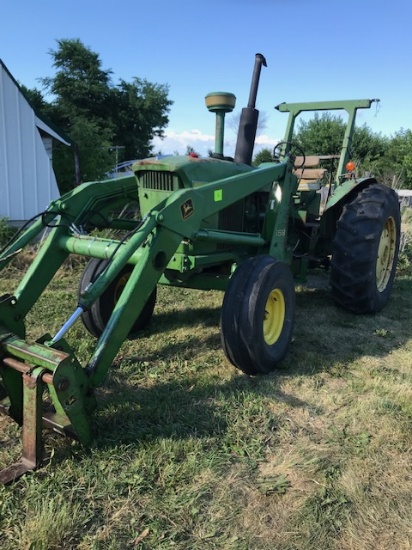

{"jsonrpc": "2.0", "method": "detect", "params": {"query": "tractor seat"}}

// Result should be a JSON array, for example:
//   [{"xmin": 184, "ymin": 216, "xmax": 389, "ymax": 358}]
[{"xmin": 293, "ymin": 156, "xmax": 327, "ymax": 191}]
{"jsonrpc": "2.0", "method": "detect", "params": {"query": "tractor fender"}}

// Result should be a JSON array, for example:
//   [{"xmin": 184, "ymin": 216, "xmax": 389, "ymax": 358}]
[
  {"xmin": 325, "ymin": 176, "xmax": 378, "ymax": 211},
  {"xmin": 320, "ymin": 176, "xmax": 378, "ymax": 240}
]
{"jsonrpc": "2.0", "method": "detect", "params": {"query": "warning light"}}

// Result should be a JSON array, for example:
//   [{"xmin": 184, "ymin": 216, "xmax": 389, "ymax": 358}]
[{"xmin": 346, "ymin": 161, "xmax": 356, "ymax": 172}]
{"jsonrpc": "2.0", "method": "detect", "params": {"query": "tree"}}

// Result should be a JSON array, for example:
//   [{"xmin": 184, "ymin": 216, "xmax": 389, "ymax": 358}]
[
  {"xmin": 41, "ymin": 38, "xmax": 113, "ymax": 125},
  {"xmin": 253, "ymin": 147, "xmax": 273, "ymax": 166},
  {"xmin": 294, "ymin": 113, "xmax": 345, "ymax": 156},
  {"xmin": 352, "ymin": 124, "xmax": 388, "ymax": 164},
  {"xmin": 294, "ymin": 112, "xmax": 345, "ymax": 156},
  {"xmin": 294, "ymin": 112, "xmax": 386, "ymax": 159},
  {"xmin": 293, "ymin": 112, "xmax": 388, "ymax": 179},
  {"xmin": 20, "ymin": 84, "xmax": 49, "ymax": 112},
  {"xmin": 36, "ymin": 39, "xmax": 172, "ymax": 191},
  {"xmin": 383, "ymin": 129, "xmax": 412, "ymax": 189},
  {"xmin": 292, "ymin": 112, "xmax": 412, "ymax": 188},
  {"xmin": 228, "ymin": 110, "xmax": 268, "ymax": 139},
  {"xmin": 52, "ymin": 117, "xmax": 114, "ymax": 186},
  {"xmin": 111, "ymin": 78, "xmax": 172, "ymax": 160}
]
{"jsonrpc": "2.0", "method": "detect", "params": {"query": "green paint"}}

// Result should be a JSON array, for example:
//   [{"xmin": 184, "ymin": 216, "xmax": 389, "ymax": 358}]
[{"xmin": 214, "ymin": 189, "xmax": 223, "ymax": 202}]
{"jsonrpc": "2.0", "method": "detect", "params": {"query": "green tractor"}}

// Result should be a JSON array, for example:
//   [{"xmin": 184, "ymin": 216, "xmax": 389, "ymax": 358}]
[{"xmin": 0, "ymin": 53, "xmax": 400, "ymax": 483}]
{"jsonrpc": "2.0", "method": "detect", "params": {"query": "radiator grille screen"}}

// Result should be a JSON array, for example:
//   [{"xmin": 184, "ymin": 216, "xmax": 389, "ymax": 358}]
[
  {"xmin": 218, "ymin": 200, "xmax": 245, "ymax": 232},
  {"xmin": 140, "ymin": 171, "xmax": 177, "ymax": 191}
]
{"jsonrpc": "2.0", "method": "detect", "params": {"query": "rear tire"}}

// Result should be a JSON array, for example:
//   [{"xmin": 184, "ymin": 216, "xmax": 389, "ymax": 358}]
[
  {"xmin": 78, "ymin": 258, "xmax": 156, "ymax": 338},
  {"xmin": 221, "ymin": 256, "xmax": 295, "ymax": 375},
  {"xmin": 330, "ymin": 183, "xmax": 400, "ymax": 313}
]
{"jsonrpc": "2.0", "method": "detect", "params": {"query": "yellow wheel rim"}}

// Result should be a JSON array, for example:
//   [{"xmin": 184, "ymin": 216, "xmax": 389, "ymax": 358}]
[
  {"xmin": 263, "ymin": 288, "xmax": 285, "ymax": 345},
  {"xmin": 376, "ymin": 216, "xmax": 397, "ymax": 292},
  {"xmin": 114, "ymin": 273, "xmax": 130, "ymax": 303}
]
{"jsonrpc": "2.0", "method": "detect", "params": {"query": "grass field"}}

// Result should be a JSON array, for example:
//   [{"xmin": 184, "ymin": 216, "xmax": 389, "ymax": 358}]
[{"xmin": 1, "ymin": 213, "xmax": 412, "ymax": 549}]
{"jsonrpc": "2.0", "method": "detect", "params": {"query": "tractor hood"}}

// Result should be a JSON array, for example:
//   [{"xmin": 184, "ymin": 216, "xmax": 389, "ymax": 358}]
[{"xmin": 133, "ymin": 155, "xmax": 254, "ymax": 188}]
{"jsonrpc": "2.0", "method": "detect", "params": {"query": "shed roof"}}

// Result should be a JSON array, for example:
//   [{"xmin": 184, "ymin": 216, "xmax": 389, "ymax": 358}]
[
  {"xmin": 0, "ymin": 59, "xmax": 71, "ymax": 146},
  {"xmin": 0, "ymin": 59, "xmax": 70, "ymax": 224}
]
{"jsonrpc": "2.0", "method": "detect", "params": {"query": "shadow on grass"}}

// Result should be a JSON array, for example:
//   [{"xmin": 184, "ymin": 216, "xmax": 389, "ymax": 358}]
[
  {"xmin": 55, "ymin": 275, "xmax": 408, "ymax": 445},
  {"xmin": 137, "ymin": 275, "xmax": 412, "ymax": 379},
  {"xmin": 89, "ymin": 368, "xmax": 310, "ymax": 450},
  {"xmin": 45, "ymin": 275, "xmax": 412, "ymax": 459},
  {"xmin": 285, "ymin": 275, "xmax": 412, "ymax": 374},
  {"xmin": 152, "ymin": 305, "xmax": 221, "ymax": 330}
]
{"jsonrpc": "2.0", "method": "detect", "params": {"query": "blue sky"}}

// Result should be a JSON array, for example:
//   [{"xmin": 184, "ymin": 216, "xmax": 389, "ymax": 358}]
[{"xmin": 1, "ymin": 0, "xmax": 411, "ymax": 158}]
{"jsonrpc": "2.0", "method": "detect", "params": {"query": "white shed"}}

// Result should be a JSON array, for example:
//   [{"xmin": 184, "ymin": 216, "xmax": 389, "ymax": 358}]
[{"xmin": 0, "ymin": 60, "xmax": 70, "ymax": 226}]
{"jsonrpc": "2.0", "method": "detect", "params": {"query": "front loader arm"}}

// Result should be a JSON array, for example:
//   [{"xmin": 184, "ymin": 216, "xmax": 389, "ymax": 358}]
[
  {"xmin": 1, "ymin": 160, "xmax": 292, "ymax": 390},
  {"xmin": 0, "ymin": 175, "xmax": 139, "ymax": 316}
]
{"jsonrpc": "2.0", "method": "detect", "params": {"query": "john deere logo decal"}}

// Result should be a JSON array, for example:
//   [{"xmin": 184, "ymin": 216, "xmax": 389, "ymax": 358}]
[{"xmin": 181, "ymin": 199, "xmax": 194, "ymax": 220}]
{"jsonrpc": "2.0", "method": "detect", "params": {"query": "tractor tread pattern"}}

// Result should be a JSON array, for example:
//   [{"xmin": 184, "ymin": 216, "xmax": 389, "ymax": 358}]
[{"xmin": 330, "ymin": 183, "xmax": 400, "ymax": 313}]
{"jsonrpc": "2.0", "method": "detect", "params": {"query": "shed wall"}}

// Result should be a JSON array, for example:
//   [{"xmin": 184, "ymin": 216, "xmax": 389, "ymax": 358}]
[{"xmin": 0, "ymin": 63, "xmax": 60, "ymax": 224}]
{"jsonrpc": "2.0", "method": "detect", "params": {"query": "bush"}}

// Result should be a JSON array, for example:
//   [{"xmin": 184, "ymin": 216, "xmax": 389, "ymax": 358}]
[
  {"xmin": 398, "ymin": 209, "xmax": 412, "ymax": 276},
  {"xmin": 397, "ymin": 237, "xmax": 412, "ymax": 276},
  {"xmin": 0, "ymin": 217, "xmax": 14, "ymax": 248}
]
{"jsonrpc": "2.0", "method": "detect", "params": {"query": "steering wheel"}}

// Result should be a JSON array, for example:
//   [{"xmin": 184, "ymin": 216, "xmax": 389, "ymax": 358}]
[{"xmin": 273, "ymin": 141, "xmax": 306, "ymax": 169}]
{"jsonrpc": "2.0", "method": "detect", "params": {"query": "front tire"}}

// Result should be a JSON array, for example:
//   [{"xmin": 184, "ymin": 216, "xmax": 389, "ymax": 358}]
[
  {"xmin": 330, "ymin": 183, "xmax": 400, "ymax": 313},
  {"xmin": 220, "ymin": 256, "xmax": 295, "ymax": 375},
  {"xmin": 78, "ymin": 258, "xmax": 156, "ymax": 338}
]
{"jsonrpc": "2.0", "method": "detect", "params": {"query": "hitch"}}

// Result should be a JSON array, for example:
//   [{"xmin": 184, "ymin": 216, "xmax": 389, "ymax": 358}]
[
  {"xmin": 0, "ymin": 364, "xmax": 49, "ymax": 484},
  {"xmin": 0, "ymin": 329, "xmax": 96, "ymax": 484}
]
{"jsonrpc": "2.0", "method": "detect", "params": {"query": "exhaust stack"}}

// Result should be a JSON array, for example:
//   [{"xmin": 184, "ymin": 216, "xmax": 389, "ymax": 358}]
[{"xmin": 234, "ymin": 53, "xmax": 267, "ymax": 165}]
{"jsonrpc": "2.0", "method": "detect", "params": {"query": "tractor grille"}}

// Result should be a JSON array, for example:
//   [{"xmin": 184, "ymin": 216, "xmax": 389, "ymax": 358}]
[
  {"xmin": 219, "ymin": 200, "xmax": 245, "ymax": 232},
  {"xmin": 140, "ymin": 171, "xmax": 179, "ymax": 192}
]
